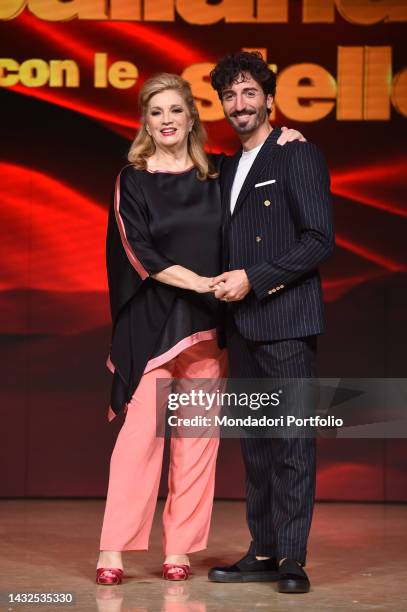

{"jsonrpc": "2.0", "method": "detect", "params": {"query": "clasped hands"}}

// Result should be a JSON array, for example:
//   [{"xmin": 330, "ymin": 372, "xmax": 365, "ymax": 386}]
[{"xmin": 195, "ymin": 270, "xmax": 251, "ymax": 302}]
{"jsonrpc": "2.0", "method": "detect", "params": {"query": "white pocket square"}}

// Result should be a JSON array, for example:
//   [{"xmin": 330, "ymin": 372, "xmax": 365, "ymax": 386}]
[{"xmin": 255, "ymin": 179, "xmax": 276, "ymax": 188}]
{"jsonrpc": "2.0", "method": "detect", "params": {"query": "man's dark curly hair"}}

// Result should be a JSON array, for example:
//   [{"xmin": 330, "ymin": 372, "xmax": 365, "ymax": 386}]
[{"xmin": 210, "ymin": 51, "xmax": 276, "ymax": 101}]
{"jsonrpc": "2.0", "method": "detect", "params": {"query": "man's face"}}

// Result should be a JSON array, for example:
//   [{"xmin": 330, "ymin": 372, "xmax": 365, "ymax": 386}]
[{"xmin": 220, "ymin": 72, "xmax": 273, "ymax": 135}]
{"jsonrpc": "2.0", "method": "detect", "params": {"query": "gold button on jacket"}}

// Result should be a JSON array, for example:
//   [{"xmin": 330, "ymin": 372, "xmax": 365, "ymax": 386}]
[
  {"xmin": 264, "ymin": 199, "xmax": 271, "ymax": 206},
  {"xmin": 255, "ymin": 235, "xmax": 262, "ymax": 242}
]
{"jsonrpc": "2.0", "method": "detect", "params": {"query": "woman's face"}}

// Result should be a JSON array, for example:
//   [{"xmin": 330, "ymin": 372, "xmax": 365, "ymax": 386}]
[{"xmin": 145, "ymin": 89, "xmax": 193, "ymax": 150}]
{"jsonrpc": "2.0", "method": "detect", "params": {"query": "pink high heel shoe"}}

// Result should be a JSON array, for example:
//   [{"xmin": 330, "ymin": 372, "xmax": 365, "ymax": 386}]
[
  {"xmin": 96, "ymin": 568, "xmax": 124, "ymax": 585},
  {"xmin": 162, "ymin": 563, "xmax": 190, "ymax": 581}
]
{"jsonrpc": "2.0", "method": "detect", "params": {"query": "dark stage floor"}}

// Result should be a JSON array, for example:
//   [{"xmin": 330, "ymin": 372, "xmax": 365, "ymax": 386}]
[{"xmin": 1, "ymin": 500, "xmax": 406, "ymax": 611}]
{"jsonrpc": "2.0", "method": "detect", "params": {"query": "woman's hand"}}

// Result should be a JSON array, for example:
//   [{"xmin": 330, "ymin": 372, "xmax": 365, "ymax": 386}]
[
  {"xmin": 278, "ymin": 126, "xmax": 306, "ymax": 144},
  {"xmin": 194, "ymin": 276, "xmax": 224, "ymax": 294},
  {"xmin": 194, "ymin": 276, "xmax": 216, "ymax": 293}
]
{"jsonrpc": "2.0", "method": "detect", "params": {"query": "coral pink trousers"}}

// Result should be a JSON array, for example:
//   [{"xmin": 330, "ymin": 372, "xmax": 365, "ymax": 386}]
[{"xmin": 100, "ymin": 338, "xmax": 228, "ymax": 554}]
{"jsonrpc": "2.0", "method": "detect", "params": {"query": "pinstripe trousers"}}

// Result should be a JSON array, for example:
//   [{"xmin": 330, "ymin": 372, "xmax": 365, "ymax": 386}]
[{"xmin": 226, "ymin": 316, "xmax": 317, "ymax": 566}]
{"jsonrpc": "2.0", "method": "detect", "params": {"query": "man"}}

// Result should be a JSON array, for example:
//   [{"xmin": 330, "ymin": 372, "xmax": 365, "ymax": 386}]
[{"xmin": 207, "ymin": 52, "xmax": 334, "ymax": 593}]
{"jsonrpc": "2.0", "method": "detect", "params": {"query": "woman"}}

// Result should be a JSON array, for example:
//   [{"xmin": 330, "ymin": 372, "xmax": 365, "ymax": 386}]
[{"xmin": 97, "ymin": 73, "xmax": 302, "ymax": 584}]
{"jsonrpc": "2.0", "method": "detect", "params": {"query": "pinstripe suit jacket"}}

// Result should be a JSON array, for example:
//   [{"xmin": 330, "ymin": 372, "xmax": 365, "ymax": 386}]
[{"xmin": 221, "ymin": 127, "xmax": 334, "ymax": 341}]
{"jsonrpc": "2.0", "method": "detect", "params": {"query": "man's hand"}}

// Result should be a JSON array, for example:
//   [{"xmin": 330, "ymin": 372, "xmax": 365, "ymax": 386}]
[
  {"xmin": 278, "ymin": 126, "xmax": 306, "ymax": 145},
  {"xmin": 209, "ymin": 270, "xmax": 251, "ymax": 301}
]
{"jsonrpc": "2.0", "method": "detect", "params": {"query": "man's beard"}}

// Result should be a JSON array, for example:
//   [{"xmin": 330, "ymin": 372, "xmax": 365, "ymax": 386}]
[{"xmin": 227, "ymin": 105, "xmax": 268, "ymax": 134}]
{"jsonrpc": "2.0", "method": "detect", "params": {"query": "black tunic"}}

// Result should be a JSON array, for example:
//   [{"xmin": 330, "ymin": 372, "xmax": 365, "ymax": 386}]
[{"xmin": 105, "ymin": 159, "xmax": 224, "ymax": 418}]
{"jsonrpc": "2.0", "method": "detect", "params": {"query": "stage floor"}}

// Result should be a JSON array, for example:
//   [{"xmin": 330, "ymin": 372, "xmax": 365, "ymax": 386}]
[{"xmin": 1, "ymin": 500, "xmax": 406, "ymax": 611}]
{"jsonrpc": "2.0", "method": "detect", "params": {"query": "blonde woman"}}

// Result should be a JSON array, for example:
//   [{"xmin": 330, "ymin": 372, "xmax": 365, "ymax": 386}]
[{"xmin": 97, "ymin": 73, "xmax": 302, "ymax": 584}]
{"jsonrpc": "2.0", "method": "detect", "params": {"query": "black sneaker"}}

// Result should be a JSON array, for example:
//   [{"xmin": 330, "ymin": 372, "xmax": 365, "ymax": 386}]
[
  {"xmin": 278, "ymin": 559, "xmax": 310, "ymax": 593},
  {"xmin": 208, "ymin": 552, "xmax": 279, "ymax": 583}
]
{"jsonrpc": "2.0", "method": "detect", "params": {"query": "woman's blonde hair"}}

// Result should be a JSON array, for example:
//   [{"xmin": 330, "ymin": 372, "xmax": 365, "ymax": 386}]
[{"xmin": 128, "ymin": 73, "xmax": 218, "ymax": 181}]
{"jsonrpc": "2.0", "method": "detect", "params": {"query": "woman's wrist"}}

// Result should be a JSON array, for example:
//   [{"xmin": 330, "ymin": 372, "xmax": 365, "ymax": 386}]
[{"xmin": 190, "ymin": 272, "xmax": 202, "ymax": 292}]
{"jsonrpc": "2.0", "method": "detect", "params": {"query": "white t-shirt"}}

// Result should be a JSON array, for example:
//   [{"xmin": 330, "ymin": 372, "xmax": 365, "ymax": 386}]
[{"xmin": 230, "ymin": 142, "xmax": 263, "ymax": 214}]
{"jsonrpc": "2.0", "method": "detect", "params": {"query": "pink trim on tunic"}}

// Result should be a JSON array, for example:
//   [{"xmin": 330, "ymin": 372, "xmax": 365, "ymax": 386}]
[
  {"xmin": 106, "ymin": 354, "xmax": 115, "ymax": 373},
  {"xmin": 143, "ymin": 329, "xmax": 217, "ymax": 374},
  {"xmin": 105, "ymin": 330, "xmax": 217, "ymax": 421},
  {"xmin": 107, "ymin": 405, "xmax": 117, "ymax": 422},
  {"xmin": 114, "ymin": 169, "xmax": 149, "ymax": 280},
  {"xmin": 107, "ymin": 404, "xmax": 128, "ymax": 422}
]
